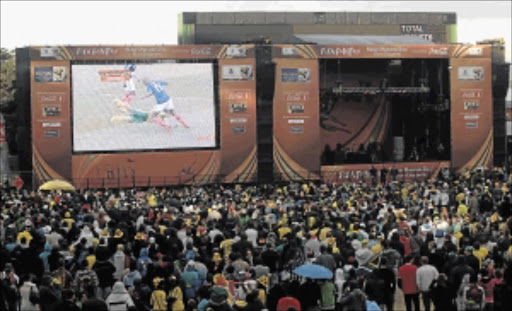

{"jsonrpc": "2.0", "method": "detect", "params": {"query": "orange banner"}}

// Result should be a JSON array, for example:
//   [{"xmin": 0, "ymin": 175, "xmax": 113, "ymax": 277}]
[
  {"xmin": 321, "ymin": 161, "xmax": 451, "ymax": 183},
  {"xmin": 273, "ymin": 58, "xmax": 321, "ymax": 180},
  {"xmin": 450, "ymin": 58, "xmax": 493, "ymax": 170},
  {"xmin": 273, "ymin": 44, "xmax": 492, "ymax": 59}
]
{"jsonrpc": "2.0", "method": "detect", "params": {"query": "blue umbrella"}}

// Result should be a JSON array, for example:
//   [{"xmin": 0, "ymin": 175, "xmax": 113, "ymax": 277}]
[{"xmin": 293, "ymin": 264, "xmax": 333, "ymax": 279}]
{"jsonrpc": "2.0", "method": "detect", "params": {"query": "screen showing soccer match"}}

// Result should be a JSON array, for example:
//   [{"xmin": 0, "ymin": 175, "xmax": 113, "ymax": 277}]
[{"xmin": 72, "ymin": 63, "xmax": 217, "ymax": 152}]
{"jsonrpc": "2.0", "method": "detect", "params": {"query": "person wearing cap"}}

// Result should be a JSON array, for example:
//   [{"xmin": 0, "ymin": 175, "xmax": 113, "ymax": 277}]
[
  {"xmin": 16, "ymin": 220, "xmax": 33, "ymax": 246},
  {"xmin": 150, "ymin": 278, "xmax": 167, "ymax": 311}
]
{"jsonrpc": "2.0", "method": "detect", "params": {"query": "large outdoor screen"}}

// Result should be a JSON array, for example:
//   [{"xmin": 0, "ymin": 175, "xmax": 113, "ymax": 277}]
[{"xmin": 72, "ymin": 63, "xmax": 216, "ymax": 152}]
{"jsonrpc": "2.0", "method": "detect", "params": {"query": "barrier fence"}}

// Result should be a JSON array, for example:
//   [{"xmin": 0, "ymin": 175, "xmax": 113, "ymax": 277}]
[{"xmin": 2, "ymin": 167, "xmax": 443, "ymax": 191}]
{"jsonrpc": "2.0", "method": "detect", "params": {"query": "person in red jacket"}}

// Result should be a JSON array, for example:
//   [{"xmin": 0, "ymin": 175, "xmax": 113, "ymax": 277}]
[{"xmin": 399, "ymin": 256, "xmax": 420, "ymax": 311}]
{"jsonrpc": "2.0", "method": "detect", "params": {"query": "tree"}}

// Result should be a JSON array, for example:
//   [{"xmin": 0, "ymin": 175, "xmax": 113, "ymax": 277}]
[{"xmin": 0, "ymin": 48, "xmax": 16, "ymax": 110}]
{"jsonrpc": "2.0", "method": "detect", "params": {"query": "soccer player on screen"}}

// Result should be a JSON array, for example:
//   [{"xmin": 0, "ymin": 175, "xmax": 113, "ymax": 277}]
[
  {"xmin": 110, "ymin": 98, "xmax": 171, "ymax": 130},
  {"xmin": 122, "ymin": 64, "xmax": 138, "ymax": 103},
  {"xmin": 141, "ymin": 77, "xmax": 190, "ymax": 128}
]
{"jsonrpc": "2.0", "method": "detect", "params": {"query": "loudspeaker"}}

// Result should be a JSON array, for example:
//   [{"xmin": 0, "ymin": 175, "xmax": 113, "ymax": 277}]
[
  {"xmin": 255, "ymin": 44, "xmax": 275, "ymax": 183},
  {"xmin": 15, "ymin": 47, "xmax": 32, "ymax": 177},
  {"xmin": 257, "ymin": 63, "xmax": 276, "ymax": 101}
]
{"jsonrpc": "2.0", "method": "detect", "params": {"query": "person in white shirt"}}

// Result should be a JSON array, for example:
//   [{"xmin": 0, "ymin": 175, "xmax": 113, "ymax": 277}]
[
  {"xmin": 416, "ymin": 256, "xmax": 439, "ymax": 311},
  {"xmin": 245, "ymin": 223, "xmax": 258, "ymax": 247}
]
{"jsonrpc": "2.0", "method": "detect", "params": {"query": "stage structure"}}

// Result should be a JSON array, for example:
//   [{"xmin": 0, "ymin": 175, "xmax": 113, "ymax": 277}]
[{"xmin": 25, "ymin": 43, "xmax": 494, "ymax": 187}]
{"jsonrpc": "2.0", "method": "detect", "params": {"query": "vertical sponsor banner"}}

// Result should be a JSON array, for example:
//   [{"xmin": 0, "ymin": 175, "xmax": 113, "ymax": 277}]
[
  {"xmin": 31, "ymin": 61, "xmax": 72, "ymax": 183},
  {"xmin": 273, "ymin": 58, "xmax": 320, "ymax": 180},
  {"xmin": 450, "ymin": 57, "xmax": 493, "ymax": 170},
  {"xmin": 218, "ymin": 58, "xmax": 257, "ymax": 182}
]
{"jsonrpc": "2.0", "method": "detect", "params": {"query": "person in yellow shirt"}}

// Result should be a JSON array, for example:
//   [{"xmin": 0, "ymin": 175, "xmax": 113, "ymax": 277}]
[
  {"xmin": 168, "ymin": 276, "xmax": 185, "ymax": 311},
  {"xmin": 62, "ymin": 212, "xmax": 75, "ymax": 230},
  {"xmin": 457, "ymin": 203, "xmax": 468, "ymax": 217},
  {"xmin": 371, "ymin": 237, "xmax": 384, "ymax": 254},
  {"xmin": 278, "ymin": 224, "xmax": 292, "ymax": 240},
  {"xmin": 17, "ymin": 230, "xmax": 32, "ymax": 246},
  {"xmin": 220, "ymin": 233, "xmax": 235, "ymax": 259},
  {"xmin": 473, "ymin": 242, "xmax": 489, "ymax": 267},
  {"xmin": 456, "ymin": 192, "xmax": 465, "ymax": 204},
  {"xmin": 85, "ymin": 248, "xmax": 96, "ymax": 270},
  {"xmin": 319, "ymin": 226, "xmax": 332, "ymax": 241},
  {"xmin": 150, "ymin": 281, "xmax": 167, "ymax": 311}
]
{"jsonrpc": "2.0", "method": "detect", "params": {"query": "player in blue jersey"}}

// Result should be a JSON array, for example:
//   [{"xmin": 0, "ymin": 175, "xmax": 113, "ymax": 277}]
[{"xmin": 141, "ymin": 77, "xmax": 190, "ymax": 128}]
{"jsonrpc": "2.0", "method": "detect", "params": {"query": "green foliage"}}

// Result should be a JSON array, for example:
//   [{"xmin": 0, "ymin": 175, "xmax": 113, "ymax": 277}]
[{"xmin": 0, "ymin": 48, "xmax": 16, "ymax": 109}]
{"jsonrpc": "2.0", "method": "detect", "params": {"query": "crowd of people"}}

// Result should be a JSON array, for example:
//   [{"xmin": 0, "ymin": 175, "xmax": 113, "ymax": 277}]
[{"xmin": 1, "ymin": 167, "xmax": 512, "ymax": 311}]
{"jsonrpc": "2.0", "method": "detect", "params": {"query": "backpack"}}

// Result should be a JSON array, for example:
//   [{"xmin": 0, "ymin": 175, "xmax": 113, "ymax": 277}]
[
  {"xmin": 465, "ymin": 284, "xmax": 483, "ymax": 310},
  {"xmin": 29, "ymin": 285, "xmax": 40, "ymax": 305}
]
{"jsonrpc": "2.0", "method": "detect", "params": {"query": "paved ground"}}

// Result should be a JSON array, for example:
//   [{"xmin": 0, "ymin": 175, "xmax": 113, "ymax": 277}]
[{"xmin": 72, "ymin": 63, "xmax": 216, "ymax": 152}]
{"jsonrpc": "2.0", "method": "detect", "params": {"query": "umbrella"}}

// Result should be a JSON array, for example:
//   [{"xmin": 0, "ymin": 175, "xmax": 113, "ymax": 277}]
[
  {"xmin": 293, "ymin": 264, "xmax": 333, "ymax": 279},
  {"xmin": 39, "ymin": 179, "xmax": 76, "ymax": 192}
]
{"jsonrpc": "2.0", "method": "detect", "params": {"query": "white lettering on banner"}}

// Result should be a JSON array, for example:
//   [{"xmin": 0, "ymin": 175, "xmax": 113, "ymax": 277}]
[
  {"xmin": 464, "ymin": 115, "xmax": 480, "ymax": 120},
  {"xmin": 227, "ymin": 91, "xmax": 250, "ymax": 100},
  {"xmin": 282, "ymin": 47, "xmax": 298, "ymax": 56},
  {"xmin": 284, "ymin": 91, "xmax": 309, "ymax": 101},
  {"xmin": 39, "ymin": 95, "xmax": 63, "ymax": 102},
  {"xmin": 320, "ymin": 47, "xmax": 361, "ymax": 56},
  {"xmin": 42, "ymin": 122, "xmax": 61, "ymax": 128},
  {"xmin": 75, "ymin": 47, "xmax": 118, "ymax": 56},
  {"xmin": 401, "ymin": 25, "xmax": 424, "ymax": 33},
  {"xmin": 288, "ymin": 119, "xmax": 305, "ymax": 124},
  {"xmin": 366, "ymin": 47, "xmax": 408, "ymax": 53},
  {"xmin": 230, "ymin": 118, "xmax": 247, "ymax": 124},
  {"xmin": 191, "ymin": 47, "xmax": 212, "ymax": 56},
  {"xmin": 461, "ymin": 90, "xmax": 483, "ymax": 99},
  {"xmin": 468, "ymin": 47, "xmax": 483, "ymax": 56},
  {"xmin": 402, "ymin": 33, "xmax": 433, "ymax": 41},
  {"xmin": 429, "ymin": 47, "xmax": 449, "ymax": 56}
]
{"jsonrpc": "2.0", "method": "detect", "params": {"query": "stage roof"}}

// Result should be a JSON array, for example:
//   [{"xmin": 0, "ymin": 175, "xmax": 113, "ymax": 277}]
[{"xmin": 293, "ymin": 34, "xmax": 434, "ymax": 45}]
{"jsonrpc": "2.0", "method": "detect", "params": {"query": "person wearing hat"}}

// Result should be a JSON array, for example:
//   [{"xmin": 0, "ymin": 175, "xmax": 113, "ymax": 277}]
[
  {"xmin": 105, "ymin": 281, "xmax": 134, "ymax": 311},
  {"xmin": 168, "ymin": 275, "xmax": 185, "ymax": 311},
  {"xmin": 204, "ymin": 286, "xmax": 231, "ymax": 311}
]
